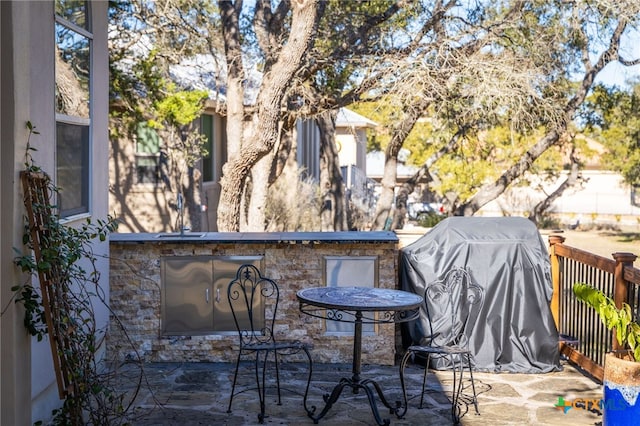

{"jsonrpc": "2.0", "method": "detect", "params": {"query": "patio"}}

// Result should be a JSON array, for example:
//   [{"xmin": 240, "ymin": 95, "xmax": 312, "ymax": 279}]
[
  {"xmin": 106, "ymin": 230, "xmax": 637, "ymax": 425},
  {"xmin": 114, "ymin": 359, "xmax": 602, "ymax": 425}
]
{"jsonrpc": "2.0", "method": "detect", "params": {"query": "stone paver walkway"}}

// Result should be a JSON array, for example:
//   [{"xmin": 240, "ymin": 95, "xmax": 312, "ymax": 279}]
[{"xmin": 113, "ymin": 359, "xmax": 602, "ymax": 425}]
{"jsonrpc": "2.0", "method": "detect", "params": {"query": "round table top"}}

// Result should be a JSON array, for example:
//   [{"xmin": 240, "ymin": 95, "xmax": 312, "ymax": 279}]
[{"xmin": 297, "ymin": 286, "xmax": 423, "ymax": 312}]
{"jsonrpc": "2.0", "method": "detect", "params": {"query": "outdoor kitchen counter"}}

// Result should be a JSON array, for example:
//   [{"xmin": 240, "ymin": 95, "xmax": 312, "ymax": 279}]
[
  {"xmin": 108, "ymin": 231, "xmax": 402, "ymax": 365},
  {"xmin": 109, "ymin": 231, "xmax": 398, "ymax": 244}
]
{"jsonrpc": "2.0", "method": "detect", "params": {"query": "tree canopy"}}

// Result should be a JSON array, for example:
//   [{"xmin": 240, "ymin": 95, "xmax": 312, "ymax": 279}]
[{"xmin": 107, "ymin": 0, "xmax": 640, "ymax": 232}]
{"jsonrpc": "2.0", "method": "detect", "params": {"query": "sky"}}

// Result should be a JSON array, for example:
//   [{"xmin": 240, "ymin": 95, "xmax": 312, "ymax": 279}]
[
  {"xmin": 596, "ymin": 62, "xmax": 640, "ymax": 89},
  {"xmin": 593, "ymin": 28, "xmax": 640, "ymax": 89}
]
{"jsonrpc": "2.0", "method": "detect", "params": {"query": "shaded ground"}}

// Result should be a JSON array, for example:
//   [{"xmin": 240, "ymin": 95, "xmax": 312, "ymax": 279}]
[{"xmin": 112, "ymin": 360, "xmax": 602, "ymax": 426}]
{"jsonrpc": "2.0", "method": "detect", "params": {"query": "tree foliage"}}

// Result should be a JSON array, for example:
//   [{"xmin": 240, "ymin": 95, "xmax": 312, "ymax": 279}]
[
  {"xmin": 109, "ymin": 2, "xmax": 210, "ymax": 232},
  {"xmin": 452, "ymin": 0, "xmax": 640, "ymax": 217},
  {"xmin": 582, "ymin": 82, "xmax": 640, "ymax": 186}
]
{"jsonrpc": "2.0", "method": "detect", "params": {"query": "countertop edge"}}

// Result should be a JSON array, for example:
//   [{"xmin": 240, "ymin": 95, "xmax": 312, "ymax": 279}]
[{"xmin": 109, "ymin": 231, "xmax": 399, "ymax": 244}]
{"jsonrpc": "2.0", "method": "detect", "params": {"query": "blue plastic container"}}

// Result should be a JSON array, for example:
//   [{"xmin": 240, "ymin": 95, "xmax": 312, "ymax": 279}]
[{"xmin": 603, "ymin": 381, "xmax": 640, "ymax": 426}]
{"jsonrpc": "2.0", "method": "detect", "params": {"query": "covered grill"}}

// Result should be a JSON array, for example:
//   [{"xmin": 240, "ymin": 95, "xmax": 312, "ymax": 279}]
[{"xmin": 399, "ymin": 217, "xmax": 561, "ymax": 373}]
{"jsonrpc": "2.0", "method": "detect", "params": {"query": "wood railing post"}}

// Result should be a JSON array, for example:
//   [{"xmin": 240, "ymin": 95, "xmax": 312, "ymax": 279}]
[
  {"xmin": 548, "ymin": 234, "xmax": 566, "ymax": 329},
  {"xmin": 612, "ymin": 252, "xmax": 637, "ymax": 351}
]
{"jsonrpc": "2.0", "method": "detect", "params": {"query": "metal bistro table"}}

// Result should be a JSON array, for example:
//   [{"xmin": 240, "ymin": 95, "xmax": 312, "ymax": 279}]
[{"xmin": 297, "ymin": 286, "xmax": 422, "ymax": 426}]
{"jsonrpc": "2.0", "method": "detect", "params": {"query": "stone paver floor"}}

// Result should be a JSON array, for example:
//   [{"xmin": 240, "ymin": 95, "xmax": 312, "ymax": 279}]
[{"xmin": 111, "ymin": 359, "xmax": 602, "ymax": 425}]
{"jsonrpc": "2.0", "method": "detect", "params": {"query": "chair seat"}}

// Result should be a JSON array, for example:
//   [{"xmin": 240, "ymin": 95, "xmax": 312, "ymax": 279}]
[{"xmin": 407, "ymin": 344, "xmax": 469, "ymax": 355}]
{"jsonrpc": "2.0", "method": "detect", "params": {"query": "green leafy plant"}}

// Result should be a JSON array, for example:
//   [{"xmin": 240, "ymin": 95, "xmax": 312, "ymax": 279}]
[
  {"xmin": 417, "ymin": 211, "xmax": 446, "ymax": 228},
  {"xmin": 8, "ymin": 122, "xmax": 142, "ymax": 425},
  {"xmin": 573, "ymin": 282, "xmax": 640, "ymax": 361}
]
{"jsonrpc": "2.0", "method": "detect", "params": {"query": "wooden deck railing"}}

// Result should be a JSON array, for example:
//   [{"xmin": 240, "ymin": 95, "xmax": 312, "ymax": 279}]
[{"xmin": 549, "ymin": 234, "xmax": 639, "ymax": 382}]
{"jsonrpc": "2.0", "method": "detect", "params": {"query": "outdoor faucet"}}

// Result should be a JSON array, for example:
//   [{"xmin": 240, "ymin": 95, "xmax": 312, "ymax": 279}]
[{"xmin": 177, "ymin": 193, "xmax": 184, "ymax": 236}]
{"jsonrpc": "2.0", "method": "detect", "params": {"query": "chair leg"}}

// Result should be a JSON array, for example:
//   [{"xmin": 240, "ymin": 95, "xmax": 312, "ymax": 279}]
[
  {"xmin": 450, "ymin": 354, "xmax": 463, "ymax": 424},
  {"xmin": 419, "ymin": 353, "xmax": 431, "ymax": 409},
  {"xmin": 255, "ymin": 350, "xmax": 267, "ymax": 424},
  {"xmin": 466, "ymin": 355, "xmax": 480, "ymax": 415},
  {"xmin": 227, "ymin": 349, "xmax": 243, "ymax": 413},
  {"xmin": 301, "ymin": 346, "xmax": 315, "ymax": 416},
  {"xmin": 397, "ymin": 350, "xmax": 412, "ymax": 418},
  {"xmin": 274, "ymin": 349, "xmax": 283, "ymax": 405}
]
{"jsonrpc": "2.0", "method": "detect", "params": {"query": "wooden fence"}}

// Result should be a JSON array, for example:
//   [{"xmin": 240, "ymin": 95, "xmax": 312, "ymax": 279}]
[{"xmin": 549, "ymin": 234, "xmax": 640, "ymax": 382}]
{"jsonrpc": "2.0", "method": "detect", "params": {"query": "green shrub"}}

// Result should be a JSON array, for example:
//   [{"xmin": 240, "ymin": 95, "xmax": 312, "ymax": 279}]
[{"xmin": 417, "ymin": 211, "xmax": 446, "ymax": 228}]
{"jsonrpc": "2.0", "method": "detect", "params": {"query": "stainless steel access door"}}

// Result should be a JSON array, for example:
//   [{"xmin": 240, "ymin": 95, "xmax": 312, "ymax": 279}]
[
  {"xmin": 212, "ymin": 256, "xmax": 264, "ymax": 332},
  {"xmin": 161, "ymin": 255, "xmax": 264, "ymax": 335},
  {"xmin": 161, "ymin": 256, "xmax": 214, "ymax": 335}
]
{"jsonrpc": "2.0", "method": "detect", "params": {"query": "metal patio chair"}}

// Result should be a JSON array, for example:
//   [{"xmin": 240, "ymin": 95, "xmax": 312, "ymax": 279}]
[
  {"xmin": 226, "ymin": 264, "xmax": 313, "ymax": 424},
  {"xmin": 399, "ymin": 267, "xmax": 484, "ymax": 424}
]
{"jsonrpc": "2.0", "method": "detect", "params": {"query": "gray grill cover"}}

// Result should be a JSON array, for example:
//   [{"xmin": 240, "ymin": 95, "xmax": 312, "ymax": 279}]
[{"xmin": 400, "ymin": 217, "xmax": 561, "ymax": 373}]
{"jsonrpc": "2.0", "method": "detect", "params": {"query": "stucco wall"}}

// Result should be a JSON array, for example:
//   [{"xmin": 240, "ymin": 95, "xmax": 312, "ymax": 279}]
[
  {"xmin": 108, "ymin": 233, "xmax": 402, "ymax": 366},
  {"xmin": 1, "ymin": 2, "xmax": 111, "ymax": 424}
]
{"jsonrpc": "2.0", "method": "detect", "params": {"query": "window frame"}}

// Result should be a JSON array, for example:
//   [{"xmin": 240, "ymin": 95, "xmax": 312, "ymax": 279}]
[{"xmin": 54, "ymin": 2, "xmax": 93, "ymax": 220}]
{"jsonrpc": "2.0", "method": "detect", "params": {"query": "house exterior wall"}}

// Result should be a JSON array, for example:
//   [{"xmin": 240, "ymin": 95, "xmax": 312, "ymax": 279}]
[
  {"xmin": 1, "ymin": 3, "xmax": 33, "ymax": 425},
  {"xmin": 336, "ymin": 127, "xmax": 367, "ymax": 173},
  {"xmin": 0, "ymin": 2, "xmax": 110, "ymax": 424},
  {"xmin": 109, "ymin": 126, "xmax": 177, "ymax": 232},
  {"xmin": 109, "ymin": 110, "xmax": 224, "ymax": 233}
]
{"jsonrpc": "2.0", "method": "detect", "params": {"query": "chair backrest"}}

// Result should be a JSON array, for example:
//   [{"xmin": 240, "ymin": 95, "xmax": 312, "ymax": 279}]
[
  {"xmin": 227, "ymin": 264, "xmax": 278, "ymax": 347},
  {"xmin": 423, "ymin": 267, "xmax": 483, "ymax": 348}
]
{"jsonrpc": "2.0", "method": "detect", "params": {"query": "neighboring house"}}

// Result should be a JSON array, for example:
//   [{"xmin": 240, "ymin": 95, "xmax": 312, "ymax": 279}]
[
  {"xmin": 110, "ymin": 107, "xmax": 376, "ymax": 232},
  {"xmin": 296, "ymin": 107, "xmax": 377, "ymax": 188},
  {"xmin": 335, "ymin": 108, "xmax": 375, "ymax": 172},
  {"xmin": 109, "ymin": 101, "xmax": 226, "ymax": 233},
  {"xmin": 1, "ymin": 2, "xmax": 110, "ymax": 425},
  {"xmin": 335, "ymin": 108, "xmax": 379, "ymax": 217}
]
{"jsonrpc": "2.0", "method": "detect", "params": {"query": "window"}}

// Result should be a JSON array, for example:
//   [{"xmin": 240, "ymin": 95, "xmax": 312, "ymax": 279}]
[
  {"xmin": 201, "ymin": 114, "xmax": 215, "ymax": 182},
  {"xmin": 55, "ymin": 0, "xmax": 91, "ymax": 218},
  {"xmin": 135, "ymin": 123, "xmax": 161, "ymax": 185}
]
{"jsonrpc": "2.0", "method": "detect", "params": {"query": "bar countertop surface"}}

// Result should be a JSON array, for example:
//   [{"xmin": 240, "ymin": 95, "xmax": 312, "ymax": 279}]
[{"xmin": 109, "ymin": 231, "xmax": 399, "ymax": 244}]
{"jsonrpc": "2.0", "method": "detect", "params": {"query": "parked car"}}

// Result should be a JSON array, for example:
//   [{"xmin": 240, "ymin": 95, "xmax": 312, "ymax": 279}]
[{"xmin": 407, "ymin": 202, "xmax": 445, "ymax": 220}]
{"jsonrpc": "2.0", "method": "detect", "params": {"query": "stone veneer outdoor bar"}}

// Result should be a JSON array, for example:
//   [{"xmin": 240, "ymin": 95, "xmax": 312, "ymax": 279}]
[{"xmin": 108, "ymin": 231, "xmax": 401, "ymax": 365}]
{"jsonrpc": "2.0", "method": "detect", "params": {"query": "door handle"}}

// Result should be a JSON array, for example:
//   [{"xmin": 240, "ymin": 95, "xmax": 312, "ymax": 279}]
[
  {"xmin": 205, "ymin": 288, "xmax": 210, "ymax": 303},
  {"xmin": 216, "ymin": 288, "xmax": 221, "ymax": 303}
]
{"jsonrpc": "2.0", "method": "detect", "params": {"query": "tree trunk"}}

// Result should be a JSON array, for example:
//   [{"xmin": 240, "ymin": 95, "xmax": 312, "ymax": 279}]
[
  {"xmin": 371, "ymin": 104, "xmax": 426, "ymax": 230},
  {"xmin": 454, "ymin": 128, "xmax": 565, "ymax": 216},
  {"xmin": 217, "ymin": 0, "xmax": 319, "ymax": 231},
  {"xmin": 393, "ymin": 131, "xmax": 463, "ymax": 227},
  {"xmin": 373, "ymin": 154, "xmax": 397, "ymax": 230},
  {"xmin": 247, "ymin": 152, "xmax": 272, "ymax": 231},
  {"xmin": 317, "ymin": 110, "xmax": 347, "ymax": 231},
  {"xmin": 528, "ymin": 145, "xmax": 582, "ymax": 225},
  {"xmin": 270, "ymin": 125, "xmax": 294, "ymax": 185},
  {"xmin": 185, "ymin": 167, "xmax": 203, "ymax": 231}
]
